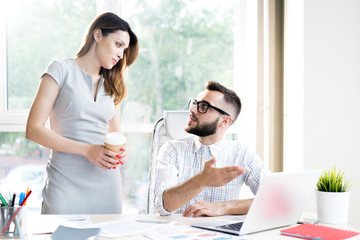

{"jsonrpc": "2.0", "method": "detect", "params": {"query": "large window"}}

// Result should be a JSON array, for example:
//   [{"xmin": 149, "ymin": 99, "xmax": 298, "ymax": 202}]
[
  {"xmin": 120, "ymin": 0, "xmax": 235, "ymax": 123},
  {"xmin": 5, "ymin": 0, "xmax": 96, "ymax": 111},
  {"xmin": 0, "ymin": 0, "xmax": 237, "ymax": 213}
]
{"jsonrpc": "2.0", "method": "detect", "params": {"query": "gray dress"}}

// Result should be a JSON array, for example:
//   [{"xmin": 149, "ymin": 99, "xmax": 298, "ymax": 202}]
[{"xmin": 41, "ymin": 58, "xmax": 122, "ymax": 214}]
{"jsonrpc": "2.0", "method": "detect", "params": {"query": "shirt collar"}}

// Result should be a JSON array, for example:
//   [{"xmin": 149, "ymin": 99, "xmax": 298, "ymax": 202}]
[
  {"xmin": 209, "ymin": 139, "xmax": 227, "ymax": 156},
  {"xmin": 193, "ymin": 136, "xmax": 227, "ymax": 157}
]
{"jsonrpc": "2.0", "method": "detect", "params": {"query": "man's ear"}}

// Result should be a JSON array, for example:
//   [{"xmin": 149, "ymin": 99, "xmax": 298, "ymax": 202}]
[
  {"xmin": 220, "ymin": 116, "xmax": 232, "ymax": 128},
  {"xmin": 93, "ymin": 29, "xmax": 102, "ymax": 43}
]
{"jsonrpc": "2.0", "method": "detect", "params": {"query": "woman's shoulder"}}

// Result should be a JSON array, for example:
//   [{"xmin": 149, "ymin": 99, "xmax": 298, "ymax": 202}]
[
  {"xmin": 43, "ymin": 58, "xmax": 76, "ymax": 86},
  {"xmin": 47, "ymin": 58, "xmax": 75, "ymax": 69}
]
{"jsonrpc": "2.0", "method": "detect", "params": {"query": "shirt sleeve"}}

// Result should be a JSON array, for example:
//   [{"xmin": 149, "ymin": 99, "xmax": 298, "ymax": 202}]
[
  {"xmin": 153, "ymin": 142, "xmax": 180, "ymax": 216},
  {"xmin": 42, "ymin": 60, "xmax": 64, "ymax": 87},
  {"xmin": 241, "ymin": 148, "xmax": 269, "ymax": 195}
]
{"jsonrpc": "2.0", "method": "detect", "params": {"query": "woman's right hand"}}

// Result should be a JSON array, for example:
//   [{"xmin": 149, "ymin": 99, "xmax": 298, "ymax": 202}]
[{"xmin": 85, "ymin": 145, "xmax": 121, "ymax": 169}]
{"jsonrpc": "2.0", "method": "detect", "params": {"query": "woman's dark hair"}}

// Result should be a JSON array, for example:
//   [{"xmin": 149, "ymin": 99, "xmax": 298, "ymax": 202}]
[
  {"xmin": 77, "ymin": 12, "xmax": 139, "ymax": 104},
  {"xmin": 206, "ymin": 81, "xmax": 242, "ymax": 123}
]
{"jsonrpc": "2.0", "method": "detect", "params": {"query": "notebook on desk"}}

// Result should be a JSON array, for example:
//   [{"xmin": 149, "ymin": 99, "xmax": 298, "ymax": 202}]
[
  {"xmin": 51, "ymin": 225, "xmax": 101, "ymax": 240},
  {"xmin": 191, "ymin": 170, "xmax": 322, "ymax": 236}
]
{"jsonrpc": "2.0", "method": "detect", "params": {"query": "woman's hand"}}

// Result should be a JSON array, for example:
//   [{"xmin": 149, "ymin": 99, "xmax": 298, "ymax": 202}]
[
  {"xmin": 85, "ymin": 145, "xmax": 122, "ymax": 169},
  {"xmin": 117, "ymin": 142, "xmax": 129, "ymax": 165}
]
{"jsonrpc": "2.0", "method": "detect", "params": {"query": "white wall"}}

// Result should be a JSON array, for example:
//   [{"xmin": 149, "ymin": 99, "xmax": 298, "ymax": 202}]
[
  {"xmin": 283, "ymin": 0, "xmax": 304, "ymax": 172},
  {"xmin": 285, "ymin": 0, "xmax": 360, "ymax": 229}
]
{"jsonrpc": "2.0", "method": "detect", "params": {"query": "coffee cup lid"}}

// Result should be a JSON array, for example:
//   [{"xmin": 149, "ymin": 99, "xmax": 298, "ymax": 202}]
[{"xmin": 105, "ymin": 132, "xmax": 126, "ymax": 145}]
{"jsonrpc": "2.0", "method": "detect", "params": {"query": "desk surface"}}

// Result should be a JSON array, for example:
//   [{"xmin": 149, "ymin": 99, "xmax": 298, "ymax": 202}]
[{"xmin": 25, "ymin": 213, "xmax": 358, "ymax": 240}]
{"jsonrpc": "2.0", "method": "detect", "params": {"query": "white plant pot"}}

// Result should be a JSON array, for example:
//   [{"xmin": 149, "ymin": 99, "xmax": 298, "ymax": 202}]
[{"xmin": 316, "ymin": 190, "xmax": 350, "ymax": 224}]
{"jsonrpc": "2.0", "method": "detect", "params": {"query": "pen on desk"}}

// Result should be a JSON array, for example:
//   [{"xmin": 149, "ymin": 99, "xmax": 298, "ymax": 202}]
[
  {"xmin": 1, "ymin": 190, "xmax": 32, "ymax": 235},
  {"xmin": 11, "ymin": 193, "xmax": 16, "ymax": 207},
  {"xmin": 9, "ymin": 192, "xmax": 18, "ymax": 235},
  {"xmin": 19, "ymin": 192, "xmax": 25, "ymax": 206},
  {"xmin": 0, "ymin": 192, "xmax": 8, "ymax": 207},
  {"xmin": 24, "ymin": 187, "xmax": 29, "ymax": 206},
  {"xmin": 20, "ymin": 190, "xmax": 31, "ymax": 206},
  {"xmin": 8, "ymin": 192, "xmax": 12, "ymax": 205}
]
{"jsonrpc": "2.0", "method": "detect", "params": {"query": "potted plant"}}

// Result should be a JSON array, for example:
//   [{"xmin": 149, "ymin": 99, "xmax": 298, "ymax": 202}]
[{"xmin": 316, "ymin": 167, "xmax": 353, "ymax": 224}]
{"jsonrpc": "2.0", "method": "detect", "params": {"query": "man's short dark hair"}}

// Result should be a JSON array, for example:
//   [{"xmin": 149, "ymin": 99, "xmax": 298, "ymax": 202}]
[{"xmin": 206, "ymin": 81, "xmax": 242, "ymax": 123}]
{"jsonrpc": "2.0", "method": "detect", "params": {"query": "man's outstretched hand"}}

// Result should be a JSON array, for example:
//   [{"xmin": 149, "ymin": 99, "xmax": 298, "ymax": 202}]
[{"xmin": 196, "ymin": 158, "xmax": 245, "ymax": 188}]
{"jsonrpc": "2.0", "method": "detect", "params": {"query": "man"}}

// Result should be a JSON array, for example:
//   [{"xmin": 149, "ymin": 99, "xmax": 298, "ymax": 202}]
[{"xmin": 154, "ymin": 81, "xmax": 267, "ymax": 217}]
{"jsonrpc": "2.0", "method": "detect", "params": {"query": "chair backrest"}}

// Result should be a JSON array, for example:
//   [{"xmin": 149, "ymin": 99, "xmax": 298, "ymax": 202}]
[{"xmin": 146, "ymin": 110, "xmax": 190, "ymax": 214}]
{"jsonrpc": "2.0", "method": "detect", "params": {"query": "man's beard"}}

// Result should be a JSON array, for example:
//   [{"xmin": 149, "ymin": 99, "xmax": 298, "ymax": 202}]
[{"xmin": 185, "ymin": 116, "xmax": 220, "ymax": 137}]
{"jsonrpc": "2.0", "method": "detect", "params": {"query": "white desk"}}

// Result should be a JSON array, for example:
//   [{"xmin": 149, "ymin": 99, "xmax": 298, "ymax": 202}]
[{"xmin": 25, "ymin": 213, "xmax": 358, "ymax": 240}]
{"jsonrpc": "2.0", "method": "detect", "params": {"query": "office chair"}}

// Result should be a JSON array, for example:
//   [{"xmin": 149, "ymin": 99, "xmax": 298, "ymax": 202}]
[{"xmin": 146, "ymin": 110, "xmax": 190, "ymax": 214}]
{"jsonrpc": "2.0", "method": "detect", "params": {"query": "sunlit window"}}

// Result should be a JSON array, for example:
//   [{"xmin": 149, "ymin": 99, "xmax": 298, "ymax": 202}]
[
  {"xmin": 5, "ymin": 0, "xmax": 96, "ymax": 111},
  {"xmin": 0, "ymin": 0, "xmax": 237, "ymax": 213}
]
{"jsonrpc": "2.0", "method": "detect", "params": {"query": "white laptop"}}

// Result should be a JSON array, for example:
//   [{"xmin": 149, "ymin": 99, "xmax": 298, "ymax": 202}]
[{"xmin": 191, "ymin": 170, "xmax": 322, "ymax": 235}]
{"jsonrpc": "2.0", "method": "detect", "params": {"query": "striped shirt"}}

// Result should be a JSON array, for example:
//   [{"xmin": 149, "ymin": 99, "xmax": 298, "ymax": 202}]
[{"xmin": 154, "ymin": 135, "xmax": 267, "ymax": 216}]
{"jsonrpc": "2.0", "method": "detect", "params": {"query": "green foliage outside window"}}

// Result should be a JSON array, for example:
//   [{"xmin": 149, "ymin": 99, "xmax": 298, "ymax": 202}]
[
  {"xmin": 123, "ymin": 0, "xmax": 234, "ymax": 122},
  {"xmin": 0, "ymin": 133, "xmax": 42, "ymax": 157}
]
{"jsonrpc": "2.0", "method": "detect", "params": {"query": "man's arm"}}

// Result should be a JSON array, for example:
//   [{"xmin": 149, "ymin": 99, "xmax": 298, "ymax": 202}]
[
  {"xmin": 163, "ymin": 158, "xmax": 244, "ymax": 212},
  {"xmin": 182, "ymin": 199, "xmax": 253, "ymax": 217}
]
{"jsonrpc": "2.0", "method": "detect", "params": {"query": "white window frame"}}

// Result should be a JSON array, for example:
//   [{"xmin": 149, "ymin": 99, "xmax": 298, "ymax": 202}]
[{"xmin": 0, "ymin": 9, "xmax": 27, "ymax": 132}]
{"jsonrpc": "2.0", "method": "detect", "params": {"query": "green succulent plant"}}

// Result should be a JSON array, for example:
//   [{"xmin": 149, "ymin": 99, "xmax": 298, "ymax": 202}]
[{"xmin": 316, "ymin": 167, "xmax": 352, "ymax": 192}]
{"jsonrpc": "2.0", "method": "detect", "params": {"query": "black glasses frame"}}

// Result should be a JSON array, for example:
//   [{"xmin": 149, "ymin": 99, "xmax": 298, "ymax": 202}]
[{"xmin": 188, "ymin": 99, "xmax": 230, "ymax": 116}]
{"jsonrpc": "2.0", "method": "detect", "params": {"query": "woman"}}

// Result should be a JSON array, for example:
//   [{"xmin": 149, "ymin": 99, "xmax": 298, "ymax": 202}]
[{"xmin": 26, "ymin": 12, "xmax": 139, "ymax": 214}]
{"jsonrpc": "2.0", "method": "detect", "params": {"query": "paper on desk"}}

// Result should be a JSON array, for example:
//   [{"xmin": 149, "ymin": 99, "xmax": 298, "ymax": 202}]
[
  {"xmin": 60, "ymin": 215, "xmax": 89, "ymax": 222},
  {"xmin": 30, "ymin": 215, "xmax": 85, "ymax": 234},
  {"xmin": 72, "ymin": 219, "xmax": 164, "ymax": 238}
]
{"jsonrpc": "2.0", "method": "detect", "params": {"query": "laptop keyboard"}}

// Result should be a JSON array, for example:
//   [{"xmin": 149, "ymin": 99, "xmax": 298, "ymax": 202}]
[{"xmin": 216, "ymin": 222, "xmax": 243, "ymax": 231}]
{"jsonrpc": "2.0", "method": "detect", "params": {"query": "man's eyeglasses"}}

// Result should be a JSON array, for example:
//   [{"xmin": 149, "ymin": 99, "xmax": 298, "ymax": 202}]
[{"xmin": 188, "ymin": 99, "xmax": 230, "ymax": 116}]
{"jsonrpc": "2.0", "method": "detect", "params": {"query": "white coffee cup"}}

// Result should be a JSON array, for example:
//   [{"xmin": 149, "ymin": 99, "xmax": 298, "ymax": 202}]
[{"xmin": 104, "ymin": 132, "xmax": 126, "ymax": 157}]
